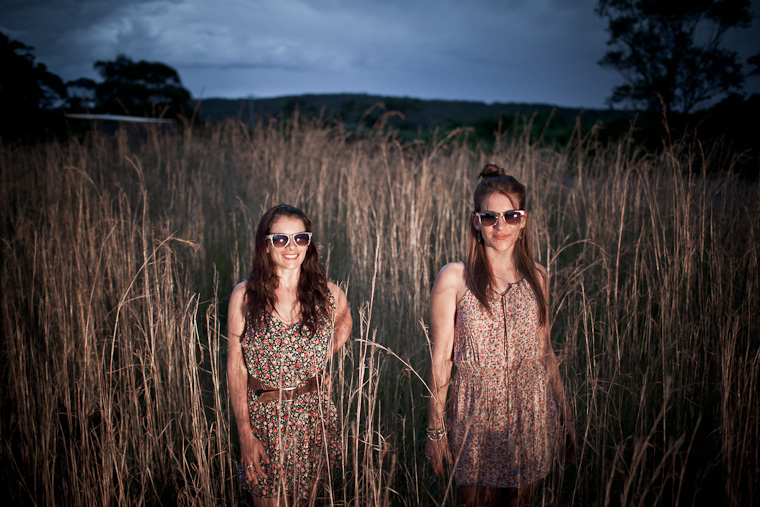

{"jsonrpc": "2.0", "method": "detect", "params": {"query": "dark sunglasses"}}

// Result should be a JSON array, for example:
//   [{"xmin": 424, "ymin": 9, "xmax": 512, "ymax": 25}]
[
  {"xmin": 265, "ymin": 232, "xmax": 312, "ymax": 248},
  {"xmin": 475, "ymin": 210, "xmax": 525, "ymax": 227}
]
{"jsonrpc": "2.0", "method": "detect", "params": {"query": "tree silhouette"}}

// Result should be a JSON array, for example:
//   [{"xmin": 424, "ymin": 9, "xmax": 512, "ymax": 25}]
[
  {"xmin": 90, "ymin": 54, "xmax": 192, "ymax": 119},
  {"xmin": 65, "ymin": 78, "xmax": 98, "ymax": 113},
  {"xmin": 596, "ymin": 0, "xmax": 756, "ymax": 114},
  {"xmin": 0, "ymin": 32, "xmax": 66, "ymax": 138}
]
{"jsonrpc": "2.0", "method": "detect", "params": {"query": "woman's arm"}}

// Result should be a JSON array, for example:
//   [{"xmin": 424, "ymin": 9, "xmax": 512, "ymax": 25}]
[
  {"xmin": 227, "ymin": 282, "xmax": 270, "ymax": 484},
  {"xmin": 425, "ymin": 262, "xmax": 463, "ymax": 475},
  {"xmin": 535, "ymin": 263, "xmax": 577, "ymax": 462},
  {"xmin": 327, "ymin": 281, "xmax": 352, "ymax": 356}
]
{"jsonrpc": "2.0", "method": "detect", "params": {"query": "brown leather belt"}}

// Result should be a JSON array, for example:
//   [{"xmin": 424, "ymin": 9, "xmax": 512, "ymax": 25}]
[{"xmin": 248, "ymin": 372, "xmax": 323, "ymax": 403}]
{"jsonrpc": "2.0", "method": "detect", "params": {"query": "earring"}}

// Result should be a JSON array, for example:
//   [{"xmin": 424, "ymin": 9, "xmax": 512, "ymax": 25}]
[
  {"xmin": 519, "ymin": 228, "xmax": 523, "ymax": 239},
  {"xmin": 476, "ymin": 230, "xmax": 483, "ymax": 244}
]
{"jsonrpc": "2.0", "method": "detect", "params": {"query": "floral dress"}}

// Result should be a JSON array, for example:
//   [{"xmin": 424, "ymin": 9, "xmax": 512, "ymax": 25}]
[
  {"xmin": 448, "ymin": 279, "xmax": 559, "ymax": 487},
  {"xmin": 238, "ymin": 298, "xmax": 342, "ymax": 499}
]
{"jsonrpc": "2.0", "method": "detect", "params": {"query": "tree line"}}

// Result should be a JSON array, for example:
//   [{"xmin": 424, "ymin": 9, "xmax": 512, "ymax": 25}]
[
  {"xmin": 1, "ymin": 0, "xmax": 758, "ymax": 173},
  {"xmin": 0, "ymin": 32, "xmax": 193, "ymax": 141}
]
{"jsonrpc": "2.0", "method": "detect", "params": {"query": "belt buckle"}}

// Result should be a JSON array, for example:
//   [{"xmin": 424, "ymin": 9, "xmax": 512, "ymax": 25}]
[{"xmin": 278, "ymin": 385, "xmax": 299, "ymax": 401}]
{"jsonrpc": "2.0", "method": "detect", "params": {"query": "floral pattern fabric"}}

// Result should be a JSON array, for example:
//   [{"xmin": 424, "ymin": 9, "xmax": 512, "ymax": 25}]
[
  {"xmin": 238, "ymin": 298, "xmax": 341, "ymax": 500},
  {"xmin": 448, "ymin": 279, "xmax": 558, "ymax": 487}
]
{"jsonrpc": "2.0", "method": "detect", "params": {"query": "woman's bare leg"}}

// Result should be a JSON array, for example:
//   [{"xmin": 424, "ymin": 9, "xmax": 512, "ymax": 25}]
[
  {"xmin": 503, "ymin": 481, "xmax": 539, "ymax": 507},
  {"xmin": 457, "ymin": 484, "xmax": 503, "ymax": 506},
  {"xmin": 458, "ymin": 481, "xmax": 538, "ymax": 507},
  {"xmin": 251, "ymin": 496, "xmax": 277, "ymax": 507},
  {"xmin": 251, "ymin": 495, "xmax": 295, "ymax": 507},
  {"xmin": 252, "ymin": 464, "xmax": 323, "ymax": 506}
]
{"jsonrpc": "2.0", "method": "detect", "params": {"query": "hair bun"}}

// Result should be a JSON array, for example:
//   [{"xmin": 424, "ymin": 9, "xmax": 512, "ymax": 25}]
[{"xmin": 479, "ymin": 163, "xmax": 505, "ymax": 179}]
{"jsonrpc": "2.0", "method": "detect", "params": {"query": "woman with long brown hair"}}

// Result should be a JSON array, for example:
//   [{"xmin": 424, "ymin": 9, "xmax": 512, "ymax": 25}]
[
  {"xmin": 425, "ymin": 165, "xmax": 576, "ymax": 506},
  {"xmin": 227, "ymin": 204, "xmax": 351, "ymax": 506}
]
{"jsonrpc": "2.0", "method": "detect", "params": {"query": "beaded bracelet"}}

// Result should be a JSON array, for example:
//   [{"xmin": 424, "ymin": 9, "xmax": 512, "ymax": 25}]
[{"xmin": 426, "ymin": 427, "xmax": 446, "ymax": 441}]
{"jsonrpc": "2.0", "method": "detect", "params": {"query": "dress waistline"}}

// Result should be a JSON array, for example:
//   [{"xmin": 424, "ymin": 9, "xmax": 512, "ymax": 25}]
[
  {"xmin": 248, "ymin": 371, "xmax": 324, "ymax": 403},
  {"xmin": 455, "ymin": 363, "xmax": 510, "ymax": 377}
]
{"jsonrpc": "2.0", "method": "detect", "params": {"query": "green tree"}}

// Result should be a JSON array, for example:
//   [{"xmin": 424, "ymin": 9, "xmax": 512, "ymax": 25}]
[
  {"xmin": 0, "ymin": 32, "xmax": 66, "ymax": 138},
  {"xmin": 596, "ymin": 0, "xmax": 756, "ymax": 113},
  {"xmin": 90, "ymin": 54, "xmax": 192, "ymax": 119}
]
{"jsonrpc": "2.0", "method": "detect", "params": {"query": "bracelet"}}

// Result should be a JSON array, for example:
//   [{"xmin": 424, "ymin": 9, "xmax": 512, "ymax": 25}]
[{"xmin": 426, "ymin": 427, "xmax": 446, "ymax": 441}]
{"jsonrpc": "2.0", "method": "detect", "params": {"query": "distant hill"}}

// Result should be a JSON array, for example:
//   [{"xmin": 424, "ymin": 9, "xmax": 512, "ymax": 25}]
[{"xmin": 197, "ymin": 93, "xmax": 635, "ymax": 134}]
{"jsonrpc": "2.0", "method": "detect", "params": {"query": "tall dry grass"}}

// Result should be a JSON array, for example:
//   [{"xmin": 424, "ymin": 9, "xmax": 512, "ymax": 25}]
[{"xmin": 1, "ymin": 112, "xmax": 757, "ymax": 505}]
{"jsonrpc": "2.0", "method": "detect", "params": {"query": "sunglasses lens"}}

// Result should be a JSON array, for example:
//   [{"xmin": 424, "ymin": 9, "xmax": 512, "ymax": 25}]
[
  {"xmin": 479, "ymin": 212, "xmax": 498, "ymax": 226},
  {"xmin": 270, "ymin": 234, "xmax": 288, "ymax": 248},
  {"xmin": 294, "ymin": 233, "xmax": 311, "ymax": 247},
  {"xmin": 504, "ymin": 211, "xmax": 522, "ymax": 225}
]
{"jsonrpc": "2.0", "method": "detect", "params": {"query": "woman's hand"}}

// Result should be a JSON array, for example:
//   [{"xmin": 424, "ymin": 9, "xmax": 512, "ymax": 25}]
[
  {"xmin": 425, "ymin": 436, "xmax": 451, "ymax": 476},
  {"xmin": 228, "ymin": 283, "xmax": 271, "ymax": 484},
  {"xmin": 240, "ymin": 432, "xmax": 271, "ymax": 485},
  {"xmin": 425, "ymin": 263, "xmax": 462, "ymax": 477}
]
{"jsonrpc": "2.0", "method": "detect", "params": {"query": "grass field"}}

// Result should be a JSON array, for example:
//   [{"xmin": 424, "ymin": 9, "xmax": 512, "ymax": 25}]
[{"xmin": 1, "ymin": 113, "xmax": 757, "ymax": 505}]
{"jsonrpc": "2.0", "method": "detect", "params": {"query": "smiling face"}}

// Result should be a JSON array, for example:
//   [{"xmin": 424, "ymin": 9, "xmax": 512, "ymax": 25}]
[
  {"xmin": 473, "ymin": 191, "xmax": 526, "ymax": 253},
  {"xmin": 266, "ymin": 215, "xmax": 309, "ymax": 272}
]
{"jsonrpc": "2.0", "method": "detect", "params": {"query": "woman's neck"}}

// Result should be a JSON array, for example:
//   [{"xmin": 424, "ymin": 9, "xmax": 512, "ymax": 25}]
[
  {"xmin": 273, "ymin": 270, "xmax": 301, "ymax": 323},
  {"xmin": 275, "ymin": 267, "xmax": 301, "ymax": 291},
  {"xmin": 485, "ymin": 247, "xmax": 516, "ymax": 270},
  {"xmin": 486, "ymin": 250, "xmax": 521, "ymax": 288}
]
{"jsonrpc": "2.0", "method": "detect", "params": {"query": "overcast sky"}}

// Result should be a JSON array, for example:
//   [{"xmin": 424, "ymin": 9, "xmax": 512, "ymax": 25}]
[{"xmin": 2, "ymin": 0, "xmax": 758, "ymax": 109}]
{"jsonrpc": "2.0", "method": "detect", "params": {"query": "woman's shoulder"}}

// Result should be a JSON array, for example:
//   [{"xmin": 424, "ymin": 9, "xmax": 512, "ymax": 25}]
[
  {"xmin": 326, "ymin": 281, "xmax": 347, "ymax": 307},
  {"xmin": 530, "ymin": 262, "xmax": 549, "ymax": 297},
  {"xmin": 230, "ymin": 280, "xmax": 248, "ymax": 301},
  {"xmin": 228, "ymin": 280, "xmax": 250, "ymax": 324},
  {"xmin": 431, "ymin": 262, "xmax": 468, "ymax": 313},
  {"xmin": 326, "ymin": 280, "xmax": 340, "ymax": 297},
  {"xmin": 433, "ymin": 261, "xmax": 467, "ymax": 293},
  {"xmin": 437, "ymin": 261, "xmax": 465, "ymax": 280},
  {"xmin": 532, "ymin": 262, "xmax": 548, "ymax": 287}
]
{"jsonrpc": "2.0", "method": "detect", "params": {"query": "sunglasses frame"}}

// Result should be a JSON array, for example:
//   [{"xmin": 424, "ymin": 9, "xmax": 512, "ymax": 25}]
[
  {"xmin": 265, "ymin": 231, "xmax": 313, "ymax": 248},
  {"xmin": 475, "ymin": 210, "xmax": 526, "ymax": 227}
]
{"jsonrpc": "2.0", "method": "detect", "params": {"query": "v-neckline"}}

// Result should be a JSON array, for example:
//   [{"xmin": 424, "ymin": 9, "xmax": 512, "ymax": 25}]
[
  {"xmin": 270, "ymin": 311, "xmax": 300, "ymax": 327},
  {"xmin": 492, "ymin": 278, "xmax": 523, "ymax": 297}
]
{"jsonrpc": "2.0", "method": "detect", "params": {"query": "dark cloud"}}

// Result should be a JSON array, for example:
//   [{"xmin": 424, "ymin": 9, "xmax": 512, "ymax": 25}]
[{"xmin": 1, "ymin": 0, "xmax": 757, "ymax": 107}]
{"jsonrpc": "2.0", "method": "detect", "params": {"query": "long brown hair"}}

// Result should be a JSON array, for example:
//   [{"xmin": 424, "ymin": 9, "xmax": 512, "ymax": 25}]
[
  {"xmin": 465, "ymin": 164, "xmax": 547, "ymax": 326},
  {"xmin": 245, "ymin": 204, "xmax": 331, "ymax": 334}
]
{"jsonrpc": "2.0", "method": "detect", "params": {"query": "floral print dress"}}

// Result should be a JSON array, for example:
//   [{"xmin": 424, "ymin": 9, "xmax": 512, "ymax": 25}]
[
  {"xmin": 448, "ymin": 279, "xmax": 559, "ymax": 487},
  {"xmin": 238, "ymin": 298, "xmax": 342, "ymax": 499}
]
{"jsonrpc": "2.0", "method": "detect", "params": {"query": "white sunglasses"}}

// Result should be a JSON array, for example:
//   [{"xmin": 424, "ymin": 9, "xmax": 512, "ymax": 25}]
[
  {"xmin": 265, "ymin": 232, "xmax": 312, "ymax": 248},
  {"xmin": 475, "ymin": 210, "xmax": 525, "ymax": 226}
]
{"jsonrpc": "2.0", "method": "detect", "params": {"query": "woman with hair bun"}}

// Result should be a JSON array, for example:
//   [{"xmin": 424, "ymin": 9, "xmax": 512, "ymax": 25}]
[
  {"xmin": 425, "ymin": 165, "xmax": 576, "ymax": 506},
  {"xmin": 227, "ymin": 204, "xmax": 352, "ymax": 506}
]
